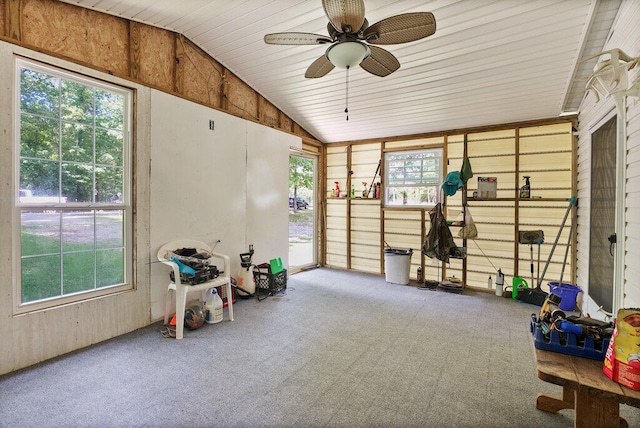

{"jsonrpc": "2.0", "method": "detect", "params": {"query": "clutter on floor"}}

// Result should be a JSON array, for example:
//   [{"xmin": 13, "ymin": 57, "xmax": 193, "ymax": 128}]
[
  {"xmin": 530, "ymin": 291, "xmax": 613, "ymax": 360},
  {"xmin": 437, "ymin": 277, "xmax": 463, "ymax": 294},
  {"xmin": 253, "ymin": 258, "xmax": 287, "ymax": 301},
  {"xmin": 157, "ymin": 239, "xmax": 234, "ymax": 339}
]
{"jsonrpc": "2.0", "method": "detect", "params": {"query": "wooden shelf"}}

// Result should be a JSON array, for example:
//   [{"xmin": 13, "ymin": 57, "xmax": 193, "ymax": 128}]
[
  {"xmin": 467, "ymin": 197, "xmax": 571, "ymax": 202},
  {"xmin": 327, "ymin": 197, "xmax": 381, "ymax": 201}
]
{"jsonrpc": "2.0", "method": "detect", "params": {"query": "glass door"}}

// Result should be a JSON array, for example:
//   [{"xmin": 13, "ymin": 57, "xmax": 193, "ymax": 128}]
[
  {"xmin": 289, "ymin": 153, "xmax": 316, "ymax": 269},
  {"xmin": 588, "ymin": 115, "xmax": 617, "ymax": 313}
]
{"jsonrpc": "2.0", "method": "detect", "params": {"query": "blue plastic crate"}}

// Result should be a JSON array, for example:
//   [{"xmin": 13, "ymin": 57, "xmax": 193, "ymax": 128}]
[{"xmin": 529, "ymin": 315, "xmax": 610, "ymax": 360}]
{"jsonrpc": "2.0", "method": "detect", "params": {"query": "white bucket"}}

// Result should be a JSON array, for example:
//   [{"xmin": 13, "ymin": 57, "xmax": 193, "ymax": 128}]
[{"xmin": 384, "ymin": 249, "xmax": 412, "ymax": 285}]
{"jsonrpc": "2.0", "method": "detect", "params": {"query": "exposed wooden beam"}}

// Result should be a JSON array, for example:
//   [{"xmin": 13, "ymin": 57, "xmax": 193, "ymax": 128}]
[
  {"xmin": 174, "ymin": 33, "xmax": 185, "ymax": 95},
  {"xmin": 6, "ymin": 0, "xmax": 21, "ymax": 41},
  {"xmin": 129, "ymin": 21, "xmax": 141, "ymax": 81}
]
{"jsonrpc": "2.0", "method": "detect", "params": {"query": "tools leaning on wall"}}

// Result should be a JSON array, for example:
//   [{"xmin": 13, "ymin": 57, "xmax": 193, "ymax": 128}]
[
  {"xmin": 517, "ymin": 197, "xmax": 577, "ymax": 306},
  {"xmin": 518, "ymin": 229, "xmax": 544, "ymax": 293}
]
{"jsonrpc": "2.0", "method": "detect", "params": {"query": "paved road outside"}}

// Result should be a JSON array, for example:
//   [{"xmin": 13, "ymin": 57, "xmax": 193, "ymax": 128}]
[{"xmin": 289, "ymin": 207, "xmax": 314, "ymax": 268}]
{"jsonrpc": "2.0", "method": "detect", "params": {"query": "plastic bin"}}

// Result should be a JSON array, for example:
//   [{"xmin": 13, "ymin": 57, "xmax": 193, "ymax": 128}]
[
  {"xmin": 253, "ymin": 263, "xmax": 287, "ymax": 301},
  {"xmin": 384, "ymin": 248, "xmax": 413, "ymax": 285},
  {"xmin": 530, "ymin": 314, "xmax": 609, "ymax": 360},
  {"xmin": 548, "ymin": 282, "xmax": 582, "ymax": 311},
  {"xmin": 512, "ymin": 276, "xmax": 528, "ymax": 300}
]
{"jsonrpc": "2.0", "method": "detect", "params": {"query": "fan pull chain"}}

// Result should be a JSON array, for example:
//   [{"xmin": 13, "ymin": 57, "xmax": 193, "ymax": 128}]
[{"xmin": 345, "ymin": 66, "xmax": 349, "ymax": 121}]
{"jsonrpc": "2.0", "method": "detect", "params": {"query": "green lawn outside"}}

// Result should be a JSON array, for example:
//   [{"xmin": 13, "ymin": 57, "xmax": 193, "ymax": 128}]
[{"xmin": 21, "ymin": 226, "xmax": 124, "ymax": 303}]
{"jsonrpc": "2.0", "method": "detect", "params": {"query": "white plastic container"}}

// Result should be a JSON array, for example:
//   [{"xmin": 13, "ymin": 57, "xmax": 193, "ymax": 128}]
[
  {"xmin": 495, "ymin": 269, "xmax": 504, "ymax": 297},
  {"xmin": 384, "ymin": 248, "xmax": 413, "ymax": 285},
  {"xmin": 205, "ymin": 288, "xmax": 223, "ymax": 324}
]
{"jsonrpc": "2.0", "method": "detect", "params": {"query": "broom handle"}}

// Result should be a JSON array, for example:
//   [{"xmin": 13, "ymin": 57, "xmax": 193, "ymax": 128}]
[
  {"xmin": 537, "ymin": 243, "xmax": 541, "ymax": 285},
  {"xmin": 537, "ymin": 197, "xmax": 576, "ymax": 288},
  {"xmin": 559, "ymin": 199, "xmax": 578, "ymax": 284},
  {"xmin": 367, "ymin": 160, "xmax": 381, "ymax": 197}
]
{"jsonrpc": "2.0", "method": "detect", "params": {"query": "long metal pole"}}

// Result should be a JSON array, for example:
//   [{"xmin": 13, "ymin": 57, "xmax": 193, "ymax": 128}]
[{"xmin": 537, "ymin": 196, "xmax": 576, "ymax": 288}]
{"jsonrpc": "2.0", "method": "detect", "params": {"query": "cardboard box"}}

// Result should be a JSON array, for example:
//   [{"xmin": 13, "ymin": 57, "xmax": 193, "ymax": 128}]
[{"xmin": 477, "ymin": 177, "xmax": 497, "ymax": 198}]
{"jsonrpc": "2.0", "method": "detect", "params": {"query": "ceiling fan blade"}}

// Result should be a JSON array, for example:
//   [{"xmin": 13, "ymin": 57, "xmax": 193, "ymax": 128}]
[
  {"xmin": 305, "ymin": 55, "xmax": 335, "ymax": 78},
  {"xmin": 264, "ymin": 32, "xmax": 332, "ymax": 45},
  {"xmin": 359, "ymin": 45, "xmax": 400, "ymax": 77},
  {"xmin": 364, "ymin": 12, "xmax": 436, "ymax": 45},
  {"xmin": 322, "ymin": 0, "xmax": 365, "ymax": 33}
]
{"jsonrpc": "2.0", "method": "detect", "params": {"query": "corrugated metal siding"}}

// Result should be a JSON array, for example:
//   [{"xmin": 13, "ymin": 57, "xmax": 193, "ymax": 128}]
[
  {"xmin": 576, "ymin": 0, "xmax": 640, "ymax": 314},
  {"xmin": 620, "ymin": 0, "xmax": 640, "ymax": 308},
  {"xmin": 351, "ymin": 200, "xmax": 381, "ymax": 272},
  {"xmin": 323, "ymin": 122, "xmax": 573, "ymax": 288},
  {"xmin": 626, "ymin": 99, "xmax": 640, "ymax": 308},
  {"xmin": 448, "ymin": 123, "xmax": 574, "ymax": 290}
]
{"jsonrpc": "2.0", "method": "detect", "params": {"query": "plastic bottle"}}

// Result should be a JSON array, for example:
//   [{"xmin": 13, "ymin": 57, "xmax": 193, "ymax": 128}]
[
  {"xmin": 205, "ymin": 288, "xmax": 223, "ymax": 324},
  {"xmin": 417, "ymin": 266, "xmax": 423, "ymax": 283},
  {"xmin": 520, "ymin": 176, "xmax": 531, "ymax": 198},
  {"xmin": 237, "ymin": 264, "xmax": 255, "ymax": 297},
  {"xmin": 351, "ymin": 184, "xmax": 355, "ymax": 198},
  {"xmin": 488, "ymin": 275, "xmax": 492, "ymax": 289},
  {"xmin": 495, "ymin": 269, "xmax": 504, "ymax": 297}
]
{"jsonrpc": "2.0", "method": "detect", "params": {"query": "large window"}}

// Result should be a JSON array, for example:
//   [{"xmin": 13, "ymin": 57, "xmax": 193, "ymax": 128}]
[
  {"xmin": 16, "ymin": 58, "xmax": 132, "ymax": 310},
  {"xmin": 384, "ymin": 148, "xmax": 443, "ymax": 206}
]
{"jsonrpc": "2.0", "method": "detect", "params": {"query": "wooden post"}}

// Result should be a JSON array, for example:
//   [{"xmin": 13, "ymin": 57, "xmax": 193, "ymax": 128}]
[
  {"xmin": 6, "ymin": 0, "xmax": 22, "ymax": 41},
  {"xmin": 174, "ymin": 34, "xmax": 185, "ymax": 95},
  {"xmin": 129, "ymin": 21, "xmax": 141, "ymax": 81}
]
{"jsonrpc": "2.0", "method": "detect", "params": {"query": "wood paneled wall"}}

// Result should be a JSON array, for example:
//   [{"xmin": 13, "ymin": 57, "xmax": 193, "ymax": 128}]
[{"xmin": 0, "ymin": 0, "xmax": 317, "ymax": 142}]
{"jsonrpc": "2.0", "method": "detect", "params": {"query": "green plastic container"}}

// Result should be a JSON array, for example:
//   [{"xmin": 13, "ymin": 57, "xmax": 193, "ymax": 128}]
[
  {"xmin": 269, "ymin": 257, "xmax": 284, "ymax": 274},
  {"xmin": 512, "ymin": 276, "xmax": 528, "ymax": 299}
]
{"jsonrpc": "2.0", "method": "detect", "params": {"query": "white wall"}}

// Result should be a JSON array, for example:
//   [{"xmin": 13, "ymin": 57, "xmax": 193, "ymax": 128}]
[
  {"xmin": 0, "ymin": 45, "xmax": 301, "ymax": 375},
  {"xmin": 149, "ymin": 90, "xmax": 300, "ymax": 320},
  {"xmin": 0, "ymin": 42, "xmax": 152, "ymax": 375},
  {"xmin": 246, "ymin": 123, "xmax": 295, "ymax": 267},
  {"xmin": 576, "ymin": 0, "xmax": 640, "ymax": 317}
]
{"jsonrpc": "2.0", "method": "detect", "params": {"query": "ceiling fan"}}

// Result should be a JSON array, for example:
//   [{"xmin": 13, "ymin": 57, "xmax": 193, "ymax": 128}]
[{"xmin": 264, "ymin": 0, "xmax": 437, "ymax": 78}]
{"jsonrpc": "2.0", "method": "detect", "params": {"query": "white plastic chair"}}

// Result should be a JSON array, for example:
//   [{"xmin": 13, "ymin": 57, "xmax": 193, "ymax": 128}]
[{"xmin": 157, "ymin": 239, "xmax": 234, "ymax": 339}]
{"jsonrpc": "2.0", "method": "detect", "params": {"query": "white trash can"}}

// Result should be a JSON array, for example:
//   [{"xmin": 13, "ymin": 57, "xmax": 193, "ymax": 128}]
[{"xmin": 384, "ymin": 248, "xmax": 413, "ymax": 285}]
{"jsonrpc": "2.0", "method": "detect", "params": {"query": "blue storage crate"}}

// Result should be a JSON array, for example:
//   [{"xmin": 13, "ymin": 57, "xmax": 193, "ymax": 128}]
[{"xmin": 529, "ymin": 315, "xmax": 610, "ymax": 360}]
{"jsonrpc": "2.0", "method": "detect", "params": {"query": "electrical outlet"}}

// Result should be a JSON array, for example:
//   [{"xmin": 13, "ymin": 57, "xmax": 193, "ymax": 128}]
[{"xmin": 209, "ymin": 120, "xmax": 214, "ymax": 131}]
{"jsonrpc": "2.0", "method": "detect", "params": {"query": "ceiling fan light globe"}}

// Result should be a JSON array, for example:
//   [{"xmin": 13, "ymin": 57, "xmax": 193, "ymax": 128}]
[{"xmin": 326, "ymin": 41, "xmax": 370, "ymax": 68}]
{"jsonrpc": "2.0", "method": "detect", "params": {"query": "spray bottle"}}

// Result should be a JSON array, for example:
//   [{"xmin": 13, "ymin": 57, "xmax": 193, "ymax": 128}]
[
  {"xmin": 237, "ymin": 245, "xmax": 255, "ymax": 298},
  {"xmin": 334, "ymin": 181, "xmax": 340, "ymax": 198},
  {"xmin": 520, "ymin": 176, "xmax": 531, "ymax": 198}
]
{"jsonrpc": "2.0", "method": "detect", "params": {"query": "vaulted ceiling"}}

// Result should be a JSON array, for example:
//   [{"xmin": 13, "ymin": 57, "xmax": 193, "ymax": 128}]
[{"xmin": 59, "ymin": 0, "xmax": 622, "ymax": 143}]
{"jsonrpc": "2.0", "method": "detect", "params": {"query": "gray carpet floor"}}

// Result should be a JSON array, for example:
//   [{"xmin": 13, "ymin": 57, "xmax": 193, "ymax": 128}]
[{"xmin": 1, "ymin": 268, "xmax": 638, "ymax": 427}]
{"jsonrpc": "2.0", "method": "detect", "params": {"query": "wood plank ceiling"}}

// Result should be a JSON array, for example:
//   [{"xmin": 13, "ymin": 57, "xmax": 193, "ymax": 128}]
[{"xmin": 59, "ymin": 0, "xmax": 622, "ymax": 143}]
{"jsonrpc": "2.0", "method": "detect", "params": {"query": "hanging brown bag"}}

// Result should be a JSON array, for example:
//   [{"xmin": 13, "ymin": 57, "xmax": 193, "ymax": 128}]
[{"xmin": 458, "ymin": 208, "xmax": 478, "ymax": 239}]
